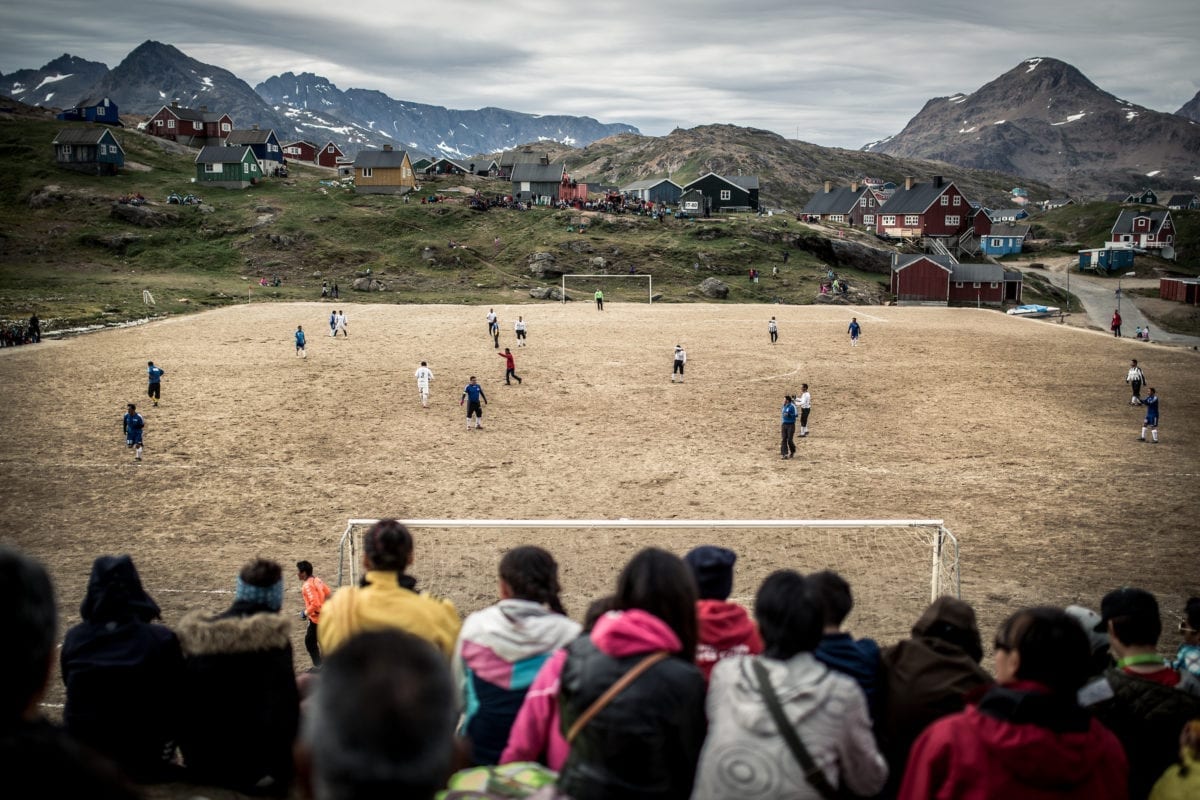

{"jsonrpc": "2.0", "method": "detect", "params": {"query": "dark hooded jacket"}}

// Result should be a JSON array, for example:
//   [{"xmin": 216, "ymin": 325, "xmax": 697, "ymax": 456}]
[
  {"xmin": 878, "ymin": 596, "xmax": 991, "ymax": 792},
  {"xmin": 174, "ymin": 599, "xmax": 299, "ymax": 796},
  {"xmin": 898, "ymin": 680, "xmax": 1128, "ymax": 799},
  {"xmin": 60, "ymin": 555, "xmax": 184, "ymax": 781}
]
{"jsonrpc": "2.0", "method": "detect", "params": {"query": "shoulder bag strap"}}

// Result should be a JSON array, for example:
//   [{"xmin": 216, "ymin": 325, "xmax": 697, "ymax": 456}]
[
  {"xmin": 750, "ymin": 659, "xmax": 842, "ymax": 800},
  {"xmin": 566, "ymin": 650, "xmax": 670, "ymax": 743}
]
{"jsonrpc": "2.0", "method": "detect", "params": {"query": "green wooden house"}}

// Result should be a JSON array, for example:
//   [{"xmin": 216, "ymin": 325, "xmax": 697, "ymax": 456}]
[
  {"xmin": 194, "ymin": 145, "xmax": 261, "ymax": 189},
  {"xmin": 52, "ymin": 126, "xmax": 125, "ymax": 175}
]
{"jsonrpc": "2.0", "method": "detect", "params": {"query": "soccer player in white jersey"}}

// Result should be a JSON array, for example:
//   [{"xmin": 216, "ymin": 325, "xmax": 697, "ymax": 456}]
[
  {"xmin": 798, "ymin": 384, "xmax": 812, "ymax": 437},
  {"xmin": 414, "ymin": 362, "xmax": 434, "ymax": 408},
  {"xmin": 514, "ymin": 316, "xmax": 527, "ymax": 347}
]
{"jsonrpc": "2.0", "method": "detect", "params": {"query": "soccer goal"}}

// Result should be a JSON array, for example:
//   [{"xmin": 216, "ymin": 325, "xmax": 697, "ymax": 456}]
[
  {"xmin": 561, "ymin": 274, "xmax": 653, "ymax": 304},
  {"xmin": 334, "ymin": 518, "xmax": 959, "ymax": 643}
]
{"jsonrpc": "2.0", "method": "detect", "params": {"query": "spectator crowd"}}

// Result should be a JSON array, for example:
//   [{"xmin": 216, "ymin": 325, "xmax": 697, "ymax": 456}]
[{"xmin": 3, "ymin": 523, "xmax": 1198, "ymax": 799}]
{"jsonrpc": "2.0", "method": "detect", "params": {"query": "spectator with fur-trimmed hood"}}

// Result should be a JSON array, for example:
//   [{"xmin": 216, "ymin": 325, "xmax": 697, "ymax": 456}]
[
  {"xmin": 683, "ymin": 546, "xmax": 763, "ymax": 681},
  {"xmin": 61, "ymin": 555, "xmax": 185, "ymax": 781},
  {"xmin": 175, "ymin": 558, "xmax": 299, "ymax": 796}
]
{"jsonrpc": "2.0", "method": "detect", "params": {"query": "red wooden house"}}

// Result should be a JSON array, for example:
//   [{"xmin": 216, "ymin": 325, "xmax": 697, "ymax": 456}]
[
  {"xmin": 891, "ymin": 254, "xmax": 954, "ymax": 303},
  {"xmin": 315, "ymin": 141, "xmax": 345, "ymax": 168},
  {"xmin": 1110, "ymin": 210, "xmax": 1175, "ymax": 250},
  {"xmin": 146, "ymin": 102, "xmax": 232, "ymax": 146},
  {"xmin": 282, "ymin": 140, "xmax": 317, "ymax": 163},
  {"xmin": 876, "ymin": 176, "xmax": 971, "ymax": 238}
]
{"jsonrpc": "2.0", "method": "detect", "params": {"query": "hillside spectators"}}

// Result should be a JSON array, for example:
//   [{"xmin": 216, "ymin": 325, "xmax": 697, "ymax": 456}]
[
  {"xmin": 877, "ymin": 596, "xmax": 991, "ymax": 795},
  {"xmin": 175, "ymin": 558, "xmax": 299, "ymax": 796},
  {"xmin": 692, "ymin": 570, "xmax": 887, "ymax": 800},
  {"xmin": 810, "ymin": 570, "xmax": 884, "ymax": 718},
  {"xmin": 556, "ymin": 548, "xmax": 707, "ymax": 800},
  {"xmin": 683, "ymin": 545, "xmax": 763, "ymax": 681},
  {"xmin": 1083, "ymin": 588, "xmax": 1200, "ymax": 800},
  {"xmin": 318, "ymin": 519, "xmax": 461, "ymax": 659},
  {"xmin": 899, "ymin": 606, "xmax": 1128, "ymax": 800},
  {"xmin": 60, "ymin": 555, "xmax": 184, "ymax": 782}
]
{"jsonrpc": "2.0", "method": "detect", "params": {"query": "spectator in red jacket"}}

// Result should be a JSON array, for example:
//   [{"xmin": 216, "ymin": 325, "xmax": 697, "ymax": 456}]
[
  {"xmin": 683, "ymin": 546, "xmax": 763, "ymax": 681},
  {"xmin": 899, "ymin": 606, "xmax": 1128, "ymax": 800}
]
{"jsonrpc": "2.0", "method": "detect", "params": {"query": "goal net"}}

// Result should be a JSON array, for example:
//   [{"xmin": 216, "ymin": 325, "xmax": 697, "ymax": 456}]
[
  {"xmin": 562, "ymin": 274, "xmax": 653, "ymax": 304},
  {"xmin": 334, "ymin": 519, "xmax": 959, "ymax": 645}
]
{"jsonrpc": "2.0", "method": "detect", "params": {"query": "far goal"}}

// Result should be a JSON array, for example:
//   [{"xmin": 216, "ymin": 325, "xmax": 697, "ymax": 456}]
[
  {"xmin": 334, "ymin": 518, "xmax": 959, "ymax": 644},
  {"xmin": 562, "ymin": 274, "xmax": 653, "ymax": 304}
]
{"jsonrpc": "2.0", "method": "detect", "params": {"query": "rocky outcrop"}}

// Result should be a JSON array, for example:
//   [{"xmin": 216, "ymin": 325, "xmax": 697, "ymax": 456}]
[
  {"xmin": 529, "ymin": 286, "xmax": 570, "ymax": 301},
  {"xmin": 698, "ymin": 277, "xmax": 729, "ymax": 298},
  {"xmin": 527, "ymin": 252, "xmax": 564, "ymax": 279},
  {"xmin": 352, "ymin": 277, "xmax": 386, "ymax": 292},
  {"xmin": 109, "ymin": 202, "xmax": 179, "ymax": 227}
]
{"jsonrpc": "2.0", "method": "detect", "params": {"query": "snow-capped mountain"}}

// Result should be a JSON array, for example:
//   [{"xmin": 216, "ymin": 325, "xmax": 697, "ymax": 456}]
[{"xmin": 2, "ymin": 54, "xmax": 110, "ymax": 108}]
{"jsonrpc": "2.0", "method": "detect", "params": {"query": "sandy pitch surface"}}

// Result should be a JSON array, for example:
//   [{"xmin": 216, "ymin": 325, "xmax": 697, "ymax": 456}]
[{"xmin": 1, "ymin": 301, "xmax": 1197, "ymax": 705}]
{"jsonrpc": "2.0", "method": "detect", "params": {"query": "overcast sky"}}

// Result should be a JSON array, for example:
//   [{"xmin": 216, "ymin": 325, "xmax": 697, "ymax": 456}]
[{"xmin": 2, "ymin": 0, "xmax": 1197, "ymax": 148}]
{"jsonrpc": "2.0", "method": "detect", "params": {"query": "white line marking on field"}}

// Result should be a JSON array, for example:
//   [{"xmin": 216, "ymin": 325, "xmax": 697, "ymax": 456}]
[{"xmin": 849, "ymin": 309, "xmax": 888, "ymax": 322}]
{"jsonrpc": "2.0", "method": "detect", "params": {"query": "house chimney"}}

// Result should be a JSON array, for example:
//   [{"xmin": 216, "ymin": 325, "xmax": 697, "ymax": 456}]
[
  {"xmin": 200, "ymin": 105, "xmax": 208, "ymax": 112},
  {"xmin": 383, "ymin": 144, "xmax": 393, "ymax": 152},
  {"xmin": 905, "ymin": 176, "xmax": 914, "ymax": 191},
  {"xmin": 851, "ymin": 181, "xmax": 859, "ymax": 192},
  {"xmin": 171, "ymin": 101, "xmax": 179, "ymax": 109},
  {"xmin": 934, "ymin": 175, "xmax": 944, "ymax": 187},
  {"xmin": 824, "ymin": 180, "xmax": 832, "ymax": 194},
  {"xmin": 251, "ymin": 124, "xmax": 259, "ymax": 131}
]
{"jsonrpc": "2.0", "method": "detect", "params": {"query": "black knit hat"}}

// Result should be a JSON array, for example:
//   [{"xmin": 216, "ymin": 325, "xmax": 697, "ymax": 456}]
[{"xmin": 684, "ymin": 546, "xmax": 737, "ymax": 600}]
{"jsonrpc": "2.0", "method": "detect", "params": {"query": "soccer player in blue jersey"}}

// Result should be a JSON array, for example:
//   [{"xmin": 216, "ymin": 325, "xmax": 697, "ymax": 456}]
[
  {"xmin": 123, "ymin": 403, "xmax": 144, "ymax": 461},
  {"xmin": 460, "ymin": 376, "xmax": 488, "ymax": 430},
  {"xmin": 848, "ymin": 318, "xmax": 861, "ymax": 347},
  {"xmin": 295, "ymin": 325, "xmax": 307, "ymax": 358},
  {"xmin": 147, "ymin": 361, "xmax": 164, "ymax": 406},
  {"xmin": 1139, "ymin": 388, "xmax": 1159, "ymax": 443},
  {"xmin": 780, "ymin": 395, "xmax": 797, "ymax": 459}
]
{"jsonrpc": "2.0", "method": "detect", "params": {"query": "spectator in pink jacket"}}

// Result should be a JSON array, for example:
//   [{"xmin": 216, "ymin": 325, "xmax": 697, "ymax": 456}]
[{"xmin": 499, "ymin": 596, "xmax": 614, "ymax": 770}]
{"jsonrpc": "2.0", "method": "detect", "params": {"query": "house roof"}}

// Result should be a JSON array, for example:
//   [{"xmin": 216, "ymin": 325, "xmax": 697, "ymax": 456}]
[
  {"xmin": 989, "ymin": 208, "xmax": 1027, "ymax": 219},
  {"xmin": 986, "ymin": 223, "xmax": 1031, "ymax": 239},
  {"xmin": 282, "ymin": 140, "xmax": 315, "ymax": 149},
  {"xmin": 226, "ymin": 129, "xmax": 277, "ymax": 145},
  {"xmin": 801, "ymin": 186, "xmax": 867, "ymax": 215},
  {"xmin": 893, "ymin": 254, "xmax": 955, "ymax": 273},
  {"xmin": 1111, "ymin": 209, "xmax": 1172, "ymax": 235},
  {"xmin": 621, "ymin": 177, "xmax": 682, "ymax": 192},
  {"xmin": 319, "ymin": 141, "xmax": 343, "ymax": 152},
  {"xmin": 879, "ymin": 181, "xmax": 956, "ymax": 214},
  {"xmin": 1166, "ymin": 194, "xmax": 1197, "ymax": 207},
  {"xmin": 1104, "ymin": 193, "xmax": 1128, "ymax": 203},
  {"xmin": 353, "ymin": 148, "xmax": 411, "ymax": 168},
  {"xmin": 511, "ymin": 162, "xmax": 566, "ymax": 182},
  {"xmin": 1046, "ymin": 198, "xmax": 1073, "ymax": 206},
  {"xmin": 951, "ymin": 263, "xmax": 1005, "ymax": 282},
  {"xmin": 682, "ymin": 172, "xmax": 756, "ymax": 194},
  {"xmin": 53, "ymin": 127, "xmax": 117, "ymax": 145},
  {"xmin": 499, "ymin": 148, "xmax": 548, "ymax": 167},
  {"xmin": 195, "ymin": 145, "xmax": 253, "ymax": 164},
  {"xmin": 76, "ymin": 96, "xmax": 113, "ymax": 108}
]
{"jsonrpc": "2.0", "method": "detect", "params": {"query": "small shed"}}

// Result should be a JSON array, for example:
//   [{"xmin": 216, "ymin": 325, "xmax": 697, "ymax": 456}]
[
  {"xmin": 1078, "ymin": 246, "xmax": 1135, "ymax": 272},
  {"xmin": 56, "ymin": 96, "xmax": 121, "ymax": 126},
  {"xmin": 195, "ymin": 145, "xmax": 260, "ymax": 188},
  {"xmin": 1160, "ymin": 277, "xmax": 1200, "ymax": 306},
  {"xmin": 678, "ymin": 189, "xmax": 709, "ymax": 217},
  {"xmin": 948, "ymin": 263, "xmax": 1006, "ymax": 305},
  {"xmin": 621, "ymin": 178, "xmax": 684, "ymax": 205},
  {"xmin": 52, "ymin": 127, "xmax": 124, "ymax": 175}
]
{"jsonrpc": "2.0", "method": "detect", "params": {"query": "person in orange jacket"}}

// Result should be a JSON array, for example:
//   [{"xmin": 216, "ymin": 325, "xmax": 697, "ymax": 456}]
[{"xmin": 297, "ymin": 560, "xmax": 332, "ymax": 668}]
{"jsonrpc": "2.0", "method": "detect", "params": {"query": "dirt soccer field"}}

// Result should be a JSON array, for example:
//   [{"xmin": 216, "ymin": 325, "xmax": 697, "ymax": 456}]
[{"xmin": 2, "ymin": 301, "xmax": 1197, "ymax": 703}]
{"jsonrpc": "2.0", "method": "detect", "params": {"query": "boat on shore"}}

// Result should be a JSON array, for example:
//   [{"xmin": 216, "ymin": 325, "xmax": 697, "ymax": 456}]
[{"xmin": 1006, "ymin": 304, "xmax": 1061, "ymax": 318}]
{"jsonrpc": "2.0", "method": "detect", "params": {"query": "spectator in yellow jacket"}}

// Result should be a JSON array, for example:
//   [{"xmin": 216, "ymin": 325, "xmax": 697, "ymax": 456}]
[
  {"xmin": 318, "ymin": 520, "xmax": 461, "ymax": 659},
  {"xmin": 1150, "ymin": 720, "xmax": 1200, "ymax": 800}
]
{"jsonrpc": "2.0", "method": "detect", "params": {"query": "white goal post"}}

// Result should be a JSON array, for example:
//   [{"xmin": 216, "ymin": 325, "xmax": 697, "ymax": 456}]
[
  {"xmin": 561, "ymin": 274, "xmax": 653, "ymax": 304},
  {"xmin": 335, "ymin": 519, "xmax": 960, "ymax": 635}
]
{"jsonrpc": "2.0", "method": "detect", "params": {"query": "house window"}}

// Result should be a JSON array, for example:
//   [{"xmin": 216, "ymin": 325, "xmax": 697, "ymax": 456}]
[
  {"xmin": 249, "ymin": 162, "xmax": 257, "ymax": 171},
  {"xmin": 327, "ymin": 145, "xmax": 335, "ymax": 152},
  {"xmin": 955, "ymin": 282, "xmax": 963, "ymax": 288},
  {"xmin": 945, "ymin": 215, "xmax": 960, "ymax": 226},
  {"xmin": 361, "ymin": 168, "xmax": 374, "ymax": 178},
  {"xmin": 863, "ymin": 214, "xmax": 875, "ymax": 225},
  {"xmin": 991, "ymin": 238, "xmax": 1001, "ymax": 247},
  {"xmin": 403, "ymin": 166, "xmax": 411, "ymax": 178},
  {"xmin": 720, "ymin": 190, "xmax": 731, "ymax": 201},
  {"xmin": 520, "ymin": 181, "xmax": 530, "ymax": 191},
  {"xmin": 193, "ymin": 121, "xmax": 202, "ymax": 131},
  {"xmin": 940, "ymin": 195, "xmax": 949, "ymax": 206},
  {"xmin": 156, "ymin": 119, "xmax": 164, "ymax": 126},
  {"xmin": 60, "ymin": 145, "xmax": 72, "ymax": 156},
  {"xmin": 882, "ymin": 215, "xmax": 896, "ymax": 225},
  {"xmin": 953, "ymin": 195, "xmax": 961, "ymax": 206},
  {"xmin": 904, "ymin": 215, "xmax": 919, "ymax": 226},
  {"xmin": 990, "ymin": 282, "xmax": 999, "ymax": 288},
  {"xmin": 97, "ymin": 106, "xmax": 106, "ymax": 117},
  {"xmin": 830, "ymin": 215, "xmax": 845, "ymax": 223},
  {"xmin": 1121, "ymin": 235, "xmax": 1132, "ymax": 242},
  {"xmin": 269, "ymin": 144, "xmax": 278, "ymax": 152},
  {"xmin": 859, "ymin": 197, "xmax": 867, "ymax": 207},
  {"xmin": 1167, "ymin": 235, "xmax": 1174, "ymax": 244},
  {"xmin": 205, "ymin": 163, "xmax": 220, "ymax": 173},
  {"xmin": 869, "ymin": 197, "xmax": 875, "ymax": 207},
  {"xmin": 167, "ymin": 119, "xmax": 175, "ymax": 129},
  {"xmin": 973, "ymin": 282, "xmax": 981, "ymax": 288}
]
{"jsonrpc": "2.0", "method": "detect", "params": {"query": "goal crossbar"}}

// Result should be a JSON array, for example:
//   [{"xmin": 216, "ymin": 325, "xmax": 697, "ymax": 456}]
[
  {"xmin": 561, "ymin": 274, "xmax": 652, "ymax": 303},
  {"xmin": 337, "ymin": 518, "xmax": 958, "ymax": 600}
]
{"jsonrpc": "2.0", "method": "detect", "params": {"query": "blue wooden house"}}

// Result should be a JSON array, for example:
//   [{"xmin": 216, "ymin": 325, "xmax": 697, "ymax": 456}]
[
  {"xmin": 620, "ymin": 177, "xmax": 683, "ymax": 205},
  {"xmin": 225, "ymin": 127, "xmax": 284, "ymax": 175},
  {"xmin": 979, "ymin": 223, "xmax": 1031, "ymax": 256},
  {"xmin": 56, "ymin": 96, "xmax": 122, "ymax": 126},
  {"xmin": 52, "ymin": 127, "xmax": 124, "ymax": 175}
]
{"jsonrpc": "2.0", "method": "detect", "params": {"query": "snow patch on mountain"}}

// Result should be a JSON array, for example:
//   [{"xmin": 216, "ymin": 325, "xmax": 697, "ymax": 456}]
[{"xmin": 33, "ymin": 73, "xmax": 71, "ymax": 91}]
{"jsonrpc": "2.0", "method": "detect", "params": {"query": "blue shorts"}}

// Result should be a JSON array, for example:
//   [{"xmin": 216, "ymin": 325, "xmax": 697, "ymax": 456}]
[
  {"xmin": 126, "ymin": 431, "xmax": 143, "ymax": 446},
  {"xmin": 1144, "ymin": 413, "xmax": 1159, "ymax": 427}
]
